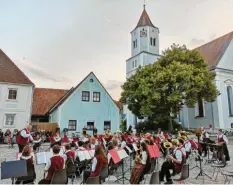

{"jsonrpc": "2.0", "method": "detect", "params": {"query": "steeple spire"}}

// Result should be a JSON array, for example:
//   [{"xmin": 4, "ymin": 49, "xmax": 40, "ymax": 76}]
[{"xmin": 132, "ymin": 3, "xmax": 156, "ymax": 31}]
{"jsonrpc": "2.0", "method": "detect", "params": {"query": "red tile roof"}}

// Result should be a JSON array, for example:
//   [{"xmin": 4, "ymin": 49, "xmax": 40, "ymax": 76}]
[
  {"xmin": 195, "ymin": 31, "xmax": 233, "ymax": 69},
  {"xmin": 114, "ymin": 101, "xmax": 123, "ymax": 111},
  {"xmin": 32, "ymin": 88, "xmax": 68, "ymax": 115},
  {"xmin": 0, "ymin": 49, "xmax": 34, "ymax": 85},
  {"xmin": 133, "ymin": 7, "xmax": 157, "ymax": 32}
]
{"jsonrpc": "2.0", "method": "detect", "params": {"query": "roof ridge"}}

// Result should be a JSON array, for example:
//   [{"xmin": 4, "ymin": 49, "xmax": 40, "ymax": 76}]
[
  {"xmin": 195, "ymin": 31, "xmax": 233, "ymax": 49},
  {"xmin": 35, "ymin": 87, "xmax": 69, "ymax": 91}
]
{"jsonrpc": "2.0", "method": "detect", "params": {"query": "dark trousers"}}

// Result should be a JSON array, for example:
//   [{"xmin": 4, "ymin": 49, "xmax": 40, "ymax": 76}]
[
  {"xmin": 223, "ymin": 144, "xmax": 230, "ymax": 161},
  {"xmin": 38, "ymin": 179, "xmax": 51, "ymax": 184},
  {"xmin": 83, "ymin": 171, "xmax": 91, "ymax": 183},
  {"xmin": 200, "ymin": 143, "xmax": 207, "ymax": 156},
  {"xmin": 160, "ymin": 161, "xmax": 174, "ymax": 182},
  {"xmin": 18, "ymin": 144, "xmax": 25, "ymax": 152}
]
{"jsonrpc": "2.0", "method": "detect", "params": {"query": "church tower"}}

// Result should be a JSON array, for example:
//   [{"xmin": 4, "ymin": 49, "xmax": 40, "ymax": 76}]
[{"xmin": 125, "ymin": 5, "xmax": 161, "ymax": 127}]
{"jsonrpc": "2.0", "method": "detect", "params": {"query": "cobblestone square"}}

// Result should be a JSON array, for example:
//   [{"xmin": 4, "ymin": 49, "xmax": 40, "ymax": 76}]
[{"xmin": 0, "ymin": 143, "xmax": 233, "ymax": 184}]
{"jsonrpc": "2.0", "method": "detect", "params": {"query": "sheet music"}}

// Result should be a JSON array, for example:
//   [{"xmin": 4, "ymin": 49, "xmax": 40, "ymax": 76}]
[
  {"xmin": 83, "ymin": 150, "xmax": 91, "ymax": 160},
  {"xmin": 88, "ymin": 150, "xmax": 95, "ymax": 158},
  {"xmin": 36, "ymin": 152, "xmax": 52, "ymax": 164},
  {"xmin": 132, "ymin": 143, "xmax": 139, "ymax": 151},
  {"xmin": 125, "ymin": 146, "xmax": 132, "ymax": 153},
  {"xmin": 76, "ymin": 151, "xmax": 85, "ymax": 161},
  {"xmin": 117, "ymin": 149, "xmax": 128, "ymax": 159}
]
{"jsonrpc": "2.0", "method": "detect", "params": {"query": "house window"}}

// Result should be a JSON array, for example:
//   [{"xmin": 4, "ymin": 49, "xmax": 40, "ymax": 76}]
[
  {"xmin": 227, "ymin": 86, "xmax": 233, "ymax": 116},
  {"xmin": 68, "ymin": 120, "xmax": 77, "ymax": 131},
  {"xmin": 93, "ymin": 92, "xmax": 100, "ymax": 102},
  {"xmin": 195, "ymin": 98, "xmax": 205, "ymax": 117},
  {"xmin": 82, "ymin": 91, "xmax": 90, "ymax": 102},
  {"xmin": 8, "ymin": 89, "xmax": 17, "ymax": 100},
  {"xmin": 5, "ymin": 114, "xmax": 15, "ymax": 126},
  {"xmin": 104, "ymin": 121, "xmax": 111, "ymax": 130},
  {"xmin": 87, "ymin": 122, "xmax": 94, "ymax": 130}
]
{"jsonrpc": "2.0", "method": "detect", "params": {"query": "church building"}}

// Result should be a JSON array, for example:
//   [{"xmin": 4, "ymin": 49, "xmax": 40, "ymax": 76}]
[
  {"xmin": 125, "ymin": 6, "xmax": 233, "ymax": 130},
  {"xmin": 124, "ymin": 5, "xmax": 161, "ymax": 128}
]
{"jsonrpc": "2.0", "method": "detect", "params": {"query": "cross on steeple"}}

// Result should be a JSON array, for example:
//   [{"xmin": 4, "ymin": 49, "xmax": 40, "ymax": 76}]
[{"xmin": 143, "ymin": 0, "xmax": 146, "ymax": 10}]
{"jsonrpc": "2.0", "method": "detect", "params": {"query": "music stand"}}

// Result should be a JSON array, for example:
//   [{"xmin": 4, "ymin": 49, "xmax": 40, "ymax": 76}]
[
  {"xmin": 193, "ymin": 134, "xmax": 212, "ymax": 180},
  {"xmin": 109, "ymin": 149, "xmax": 129, "ymax": 184},
  {"xmin": 1, "ymin": 160, "xmax": 27, "ymax": 183}
]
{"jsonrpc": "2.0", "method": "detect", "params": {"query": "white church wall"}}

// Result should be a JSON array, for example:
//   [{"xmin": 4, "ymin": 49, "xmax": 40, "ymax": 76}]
[{"xmin": 148, "ymin": 27, "xmax": 159, "ymax": 55}]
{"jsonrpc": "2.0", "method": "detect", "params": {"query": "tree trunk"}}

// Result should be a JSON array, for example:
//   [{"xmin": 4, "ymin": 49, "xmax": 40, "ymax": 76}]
[{"xmin": 168, "ymin": 119, "xmax": 173, "ymax": 132}]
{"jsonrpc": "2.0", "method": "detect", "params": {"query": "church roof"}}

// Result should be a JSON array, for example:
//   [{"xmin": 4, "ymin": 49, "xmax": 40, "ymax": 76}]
[
  {"xmin": 132, "ymin": 6, "xmax": 157, "ymax": 32},
  {"xmin": 0, "ymin": 49, "xmax": 34, "ymax": 85},
  {"xmin": 195, "ymin": 31, "xmax": 233, "ymax": 69}
]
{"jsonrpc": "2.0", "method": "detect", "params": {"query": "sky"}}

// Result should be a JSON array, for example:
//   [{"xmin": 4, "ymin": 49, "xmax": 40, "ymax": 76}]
[{"xmin": 1, "ymin": 0, "xmax": 233, "ymax": 100}]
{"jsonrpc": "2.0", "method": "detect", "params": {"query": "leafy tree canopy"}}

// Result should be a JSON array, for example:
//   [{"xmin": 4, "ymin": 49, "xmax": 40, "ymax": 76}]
[{"xmin": 120, "ymin": 44, "xmax": 219, "ymax": 129}]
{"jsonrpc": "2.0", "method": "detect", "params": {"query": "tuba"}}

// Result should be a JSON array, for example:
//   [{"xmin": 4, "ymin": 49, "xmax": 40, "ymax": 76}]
[{"xmin": 163, "ymin": 141, "xmax": 172, "ymax": 149}]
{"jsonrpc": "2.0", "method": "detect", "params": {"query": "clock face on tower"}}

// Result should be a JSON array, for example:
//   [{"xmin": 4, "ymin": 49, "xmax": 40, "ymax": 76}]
[{"xmin": 140, "ymin": 29, "xmax": 147, "ymax": 37}]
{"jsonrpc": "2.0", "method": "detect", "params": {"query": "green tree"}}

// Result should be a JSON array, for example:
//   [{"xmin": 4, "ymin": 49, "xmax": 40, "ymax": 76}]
[{"xmin": 120, "ymin": 44, "xmax": 219, "ymax": 131}]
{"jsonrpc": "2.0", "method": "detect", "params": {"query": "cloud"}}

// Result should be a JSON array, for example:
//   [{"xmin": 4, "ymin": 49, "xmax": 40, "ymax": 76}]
[
  {"xmin": 189, "ymin": 38, "xmax": 206, "ymax": 47},
  {"xmin": 17, "ymin": 58, "xmax": 72, "ymax": 83},
  {"xmin": 104, "ymin": 80, "xmax": 124, "ymax": 90}
]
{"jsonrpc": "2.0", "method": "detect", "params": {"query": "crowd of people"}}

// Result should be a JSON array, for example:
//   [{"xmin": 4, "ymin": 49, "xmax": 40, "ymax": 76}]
[{"xmin": 1, "ymin": 125, "xmax": 231, "ymax": 184}]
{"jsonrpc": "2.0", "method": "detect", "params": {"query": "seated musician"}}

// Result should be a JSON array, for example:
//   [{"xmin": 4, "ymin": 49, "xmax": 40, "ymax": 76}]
[
  {"xmin": 217, "ymin": 129, "xmax": 230, "ymax": 161},
  {"xmin": 130, "ymin": 142, "xmax": 150, "ymax": 184},
  {"xmin": 120, "ymin": 135, "xmax": 127, "ymax": 149},
  {"xmin": 178, "ymin": 138, "xmax": 186, "ymax": 157},
  {"xmin": 33, "ymin": 134, "xmax": 41, "ymax": 152},
  {"xmin": 83, "ymin": 145, "xmax": 108, "ymax": 183},
  {"xmin": 38, "ymin": 145, "xmax": 65, "ymax": 184},
  {"xmin": 50, "ymin": 132, "xmax": 61, "ymax": 147},
  {"xmin": 160, "ymin": 141, "xmax": 184, "ymax": 184},
  {"xmin": 112, "ymin": 138, "xmax": 119, "ymax": 150},
  {"xmin": 63, "ymin": 144, "xmax": 75, "ymax": 162},
  {"xmin": 71, "ymin": 133, "xmax": 78, "ymax": 147},
  {"xmin": 182, "ymin": 136, "xmax": 191, "ymax": 159},
  {"xmin": 15, "ymin": 145, "xmax": 36, "ymax": 184},
  {"xmin": 90, "ymin": 137, "xmax": 96, "ymax": 149}
]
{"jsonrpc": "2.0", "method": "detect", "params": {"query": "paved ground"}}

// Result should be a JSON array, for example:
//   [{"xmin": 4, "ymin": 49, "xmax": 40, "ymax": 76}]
[{"xmin": 0, "ymin": 143, "xmax": 232, "ymax": 184}]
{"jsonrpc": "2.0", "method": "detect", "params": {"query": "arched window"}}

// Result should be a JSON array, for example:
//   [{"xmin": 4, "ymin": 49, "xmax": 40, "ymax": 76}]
[{"xmin": 227, "ymin": 86, "xmax": 233, "ymax": 116}]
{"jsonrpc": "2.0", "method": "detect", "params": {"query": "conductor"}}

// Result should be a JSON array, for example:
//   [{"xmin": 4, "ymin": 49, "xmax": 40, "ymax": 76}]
[{"xmin": 16, "ymin": 125, "xmax": 33, "ymax": 152}]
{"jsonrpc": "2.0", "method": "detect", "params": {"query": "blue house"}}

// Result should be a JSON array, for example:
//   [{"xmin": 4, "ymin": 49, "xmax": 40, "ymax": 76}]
[{"xmin": 48, "ymin": 72, "xmax": 120, "ymax": 135}]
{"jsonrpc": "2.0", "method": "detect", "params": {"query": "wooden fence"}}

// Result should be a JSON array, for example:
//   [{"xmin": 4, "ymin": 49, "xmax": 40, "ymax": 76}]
[{"xmin": 30, "ymin": 122, "xmax": 59, "ymax": 135}]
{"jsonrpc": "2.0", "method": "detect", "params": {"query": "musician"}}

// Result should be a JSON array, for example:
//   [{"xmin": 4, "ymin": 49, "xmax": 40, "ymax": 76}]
[
  {"xmin": 160, "ymin": 141, "xmax": 184, "ymax": 184},
  {"xmin": 130, "ymin": 142, "xmax": 150, "ymax": 184},
  {"xmin": 71, "ymin": 133, "xmax": 78, "ymax": 147},
  {"xmin": 83, "ymin": 145, "xmax": 108, "ymax": 183},
  {"xmin": 38, "ymin": 145, "xmax": 66, "ymax": 184},
  {"xmin": 182, "ymin": 136, "xmax": 192, "ymax": 159},
  {"xmin": 50, "ymin": 131, "xmax": 61, "ymax": 147},
  {"xmin": 90, "ymin": 137, "xmax": 97, "ymax": 149},
  {"xmin": 200, "ymin": 127, "xmax": 209, "ymax": 157},
  {"xmin": 93, "ymin": 127, "xmax": 97, "ymax": 136},
  {"xmin": 120, "ymin": 135, "xmax": 127, "ymax": 149},
  {"xmin": 158, "ymin": 128, "xmax": 165, "ymax": 141},
  {"xmin": 15, "ymin": 145, "xmax": 36, "ymax": 184},
  {"xmin": 32, "ymin": 134, "xmax": 42, "ymax": 152},
  {"xmin": 112, "ymin": 138, "xmax": 119, "ymax": 150},
  {"xmin": 217, "ymin": 129, "xmax": 230, "ymax": 161},
  {"xmin": 16, "ymin": 125, "xmax": 33, "ymax": 152},
  {"xmin": 63, "ymin": 144, "xmax": 75, "ymax": 162},
  {"xmin": 82, "ymin": 126, "xmax": 87, "ymax": 136}
]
